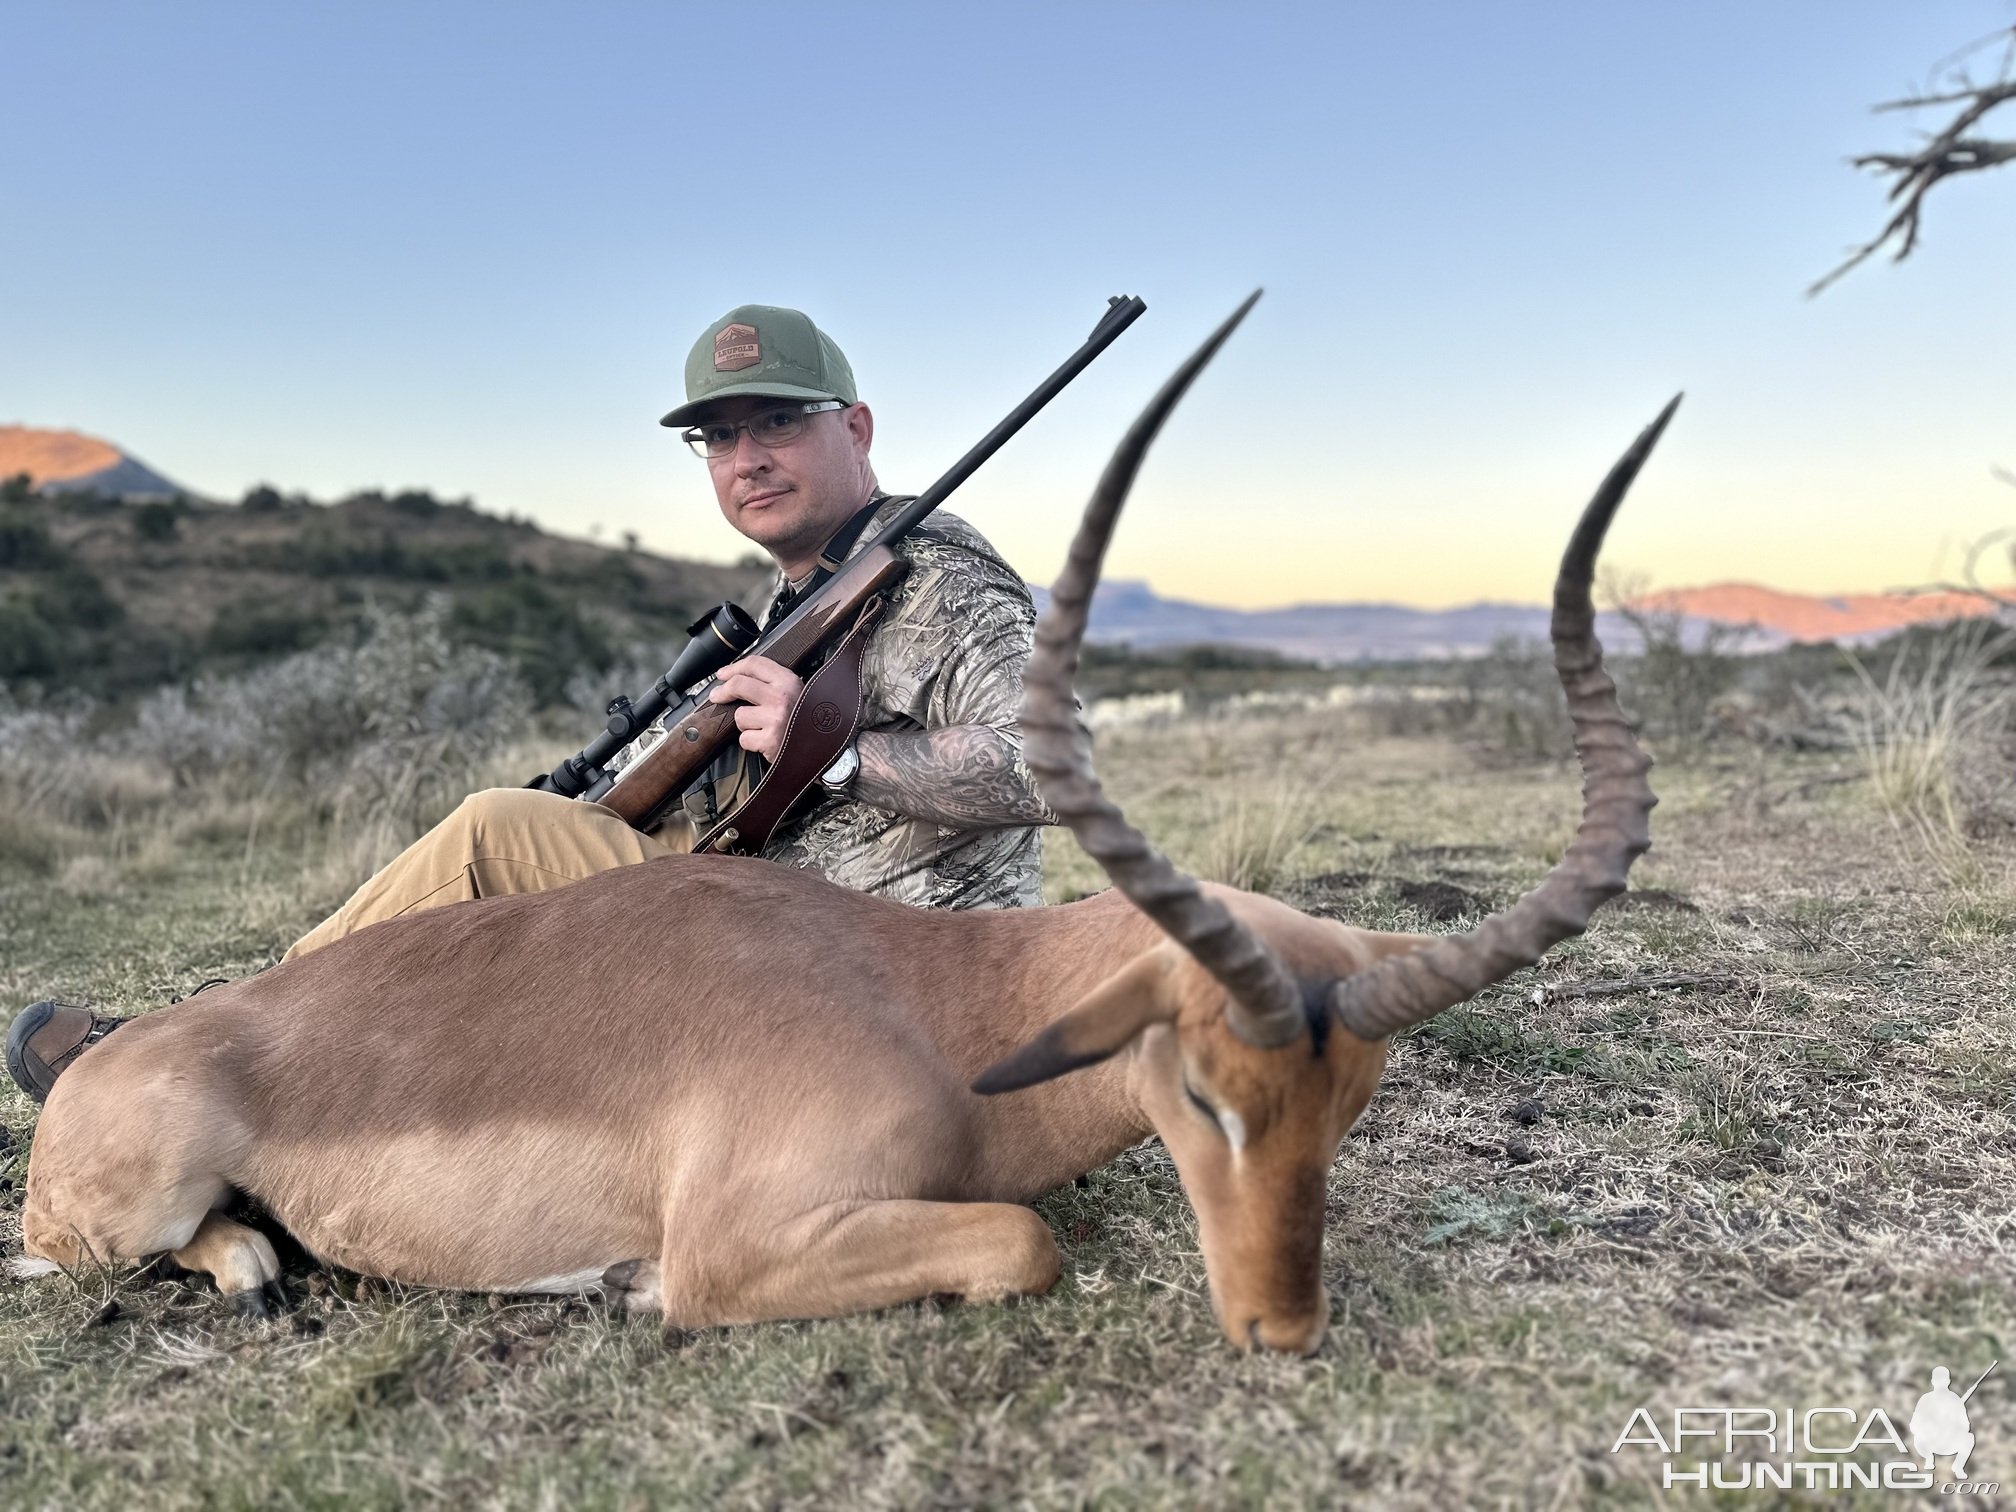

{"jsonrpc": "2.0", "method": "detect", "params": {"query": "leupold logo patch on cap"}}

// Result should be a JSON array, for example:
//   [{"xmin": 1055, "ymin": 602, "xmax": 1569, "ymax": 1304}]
[{"xmin": 714, "ymin": 323, "xmax": 760, "ymax": 372}]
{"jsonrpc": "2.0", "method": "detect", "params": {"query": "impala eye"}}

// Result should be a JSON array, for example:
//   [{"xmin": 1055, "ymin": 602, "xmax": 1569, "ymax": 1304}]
[{"xmin": 1183, "ymin": 1081, "xmax": 1222, "ymax": 1129}]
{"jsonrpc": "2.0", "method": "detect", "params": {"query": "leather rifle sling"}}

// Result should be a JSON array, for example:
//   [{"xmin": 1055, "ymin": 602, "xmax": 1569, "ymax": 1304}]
[
  {"xmin": 694, "ymin": 596, "xmax": 887, "ymax": 856},
  {"xmin": 684, "ymin": 495, "xmax": 907, "ymax": 828}
]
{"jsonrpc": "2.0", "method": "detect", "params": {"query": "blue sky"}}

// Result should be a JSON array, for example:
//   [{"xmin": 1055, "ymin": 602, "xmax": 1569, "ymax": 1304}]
[{"xmin": 6, "ymin": 2, "xmax": 2014, "ymax": 608}]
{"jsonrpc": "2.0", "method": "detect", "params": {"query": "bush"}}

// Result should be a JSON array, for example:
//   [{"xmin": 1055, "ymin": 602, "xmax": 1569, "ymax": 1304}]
[
  {"xmin": 1845, "ymin": 616, "xmax": 2016, "ymax": 872},
  {"xmin": 264, "ymin": 526, "xmax": 518, "ymax": 583},
  {"xmin": 204, "ymin": 599, "xmax": 332, "ymax": 659},
  {"xmin": 125, "ymin": 599, "xmax": 531, "ymax": 788},
  {"xmin": 449, "ymin": 582, "xmax": 614, "ymax": 705},
  {"xmin": 0, "ymin": 562, "xmax": 129, "ymax": 685},
  {"xmin": 133, "ymin": 500, "xmax": 180, "ymax": 541},
  {"xmin": 1454, "ymin": 635, "xmax": 1574, "ymax": 759},
  {"xmin": 1601, "ymin": 577, "xmax": 1749, "ymax": 750},
  {"xmin": 0, "ymin": 511, "xmax": 66, "ymax": 569}
]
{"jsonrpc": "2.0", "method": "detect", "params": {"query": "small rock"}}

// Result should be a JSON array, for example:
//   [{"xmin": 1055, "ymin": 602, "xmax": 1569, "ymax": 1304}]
[
  {"xmin": 1508, "ymin": 1097, "xmax": 1544, "ymax": 1126},
  {"xmin": 1504, "ymin": 1137, "xmax": 1538, "ymax": 1165}
]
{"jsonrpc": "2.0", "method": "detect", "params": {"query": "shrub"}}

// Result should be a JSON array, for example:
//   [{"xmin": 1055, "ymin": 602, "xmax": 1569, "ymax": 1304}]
[
  {"xmin": 449, "ymin": 582, "xmax": 614, "ymax": 705},
  {"xmin": 1454, "ymin": 635, "xmax": 1573, "ymax": 759},
  {"xmin": 1845, "ymin": 616, "xmax": 2016, "ymax": 872},
  {"xmin": 133, "ymin": 500, "xmax": 181, "ymax": 541},
  {"xmin": 123, "ymin": 599, "xmax": 533, "ymax": 803},
  {"xmin": 0, "ymin": 511, "xmax": 65, "ymax": 569},
  {"xmin": 1190, "ymin": 771, "xmax": 1325, "ymax": 894},
  {"xmin": 203, "ymin": 599, "xmax": 332, "ymax": 659},
  {"xmin": 1602, "ymin": 576, "xmax": 1749, "ymax": 750}
]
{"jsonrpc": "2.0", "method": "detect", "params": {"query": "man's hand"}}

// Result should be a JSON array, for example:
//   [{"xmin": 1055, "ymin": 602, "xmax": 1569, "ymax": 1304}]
[{"xmin": 707, "ymin": 656, "xmax": 805, "ymax": 761}]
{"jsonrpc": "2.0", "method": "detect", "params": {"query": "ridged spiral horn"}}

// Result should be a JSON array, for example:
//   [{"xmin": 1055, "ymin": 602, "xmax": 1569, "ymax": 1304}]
[
  {"xmin": 1021, "ymin": 291, "xmax": 1307, "ymax": 1049},
  {"xmin": 1328, "ymin": 396, "xmax": 1677, "ymax": 1040}
]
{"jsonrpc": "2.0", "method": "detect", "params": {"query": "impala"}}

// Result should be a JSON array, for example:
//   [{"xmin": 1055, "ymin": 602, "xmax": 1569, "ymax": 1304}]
[{"xmin": 21, "ymin": 298, "xmax": 1669, "ymax": 1353}]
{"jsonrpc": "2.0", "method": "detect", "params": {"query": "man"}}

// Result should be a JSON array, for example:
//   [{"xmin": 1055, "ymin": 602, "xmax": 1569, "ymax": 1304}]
[
  {"xmin": 8, "ymin": 304, "xmax": 1055, "ymax": 1104},
  {"xmin": 1909, "ymin": 1366, "xmax": 1977, "ymax": 1479}
]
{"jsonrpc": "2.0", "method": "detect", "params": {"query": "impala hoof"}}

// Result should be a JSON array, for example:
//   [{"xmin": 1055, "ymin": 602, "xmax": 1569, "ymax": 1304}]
[{"xmin": 227, "ymin": 1278, "xmax": 287, "ymax": 1318}]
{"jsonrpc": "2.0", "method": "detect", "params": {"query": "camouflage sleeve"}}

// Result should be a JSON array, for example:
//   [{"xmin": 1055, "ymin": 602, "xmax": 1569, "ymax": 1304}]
[
  {"xmin": 865, "ymin": 509, "xmax": 1038, "ymax": 739},
  {"xmin": 921, "ymin": 552, "xmax": 1038, "ymax": 740},
  {"xmin": 846, "ymin": 512, "xmax": 1054, "ymax": 829}
]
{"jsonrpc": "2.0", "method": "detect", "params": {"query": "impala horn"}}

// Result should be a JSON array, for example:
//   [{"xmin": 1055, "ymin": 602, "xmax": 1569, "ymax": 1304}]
[
  {"xmin": 1327, "ymin": 396, "xmax": 1676, "ymax": 1040},
  {"xmin": 1020, "ymin": 290, "xmax": 1308, "ymax": 1050}
]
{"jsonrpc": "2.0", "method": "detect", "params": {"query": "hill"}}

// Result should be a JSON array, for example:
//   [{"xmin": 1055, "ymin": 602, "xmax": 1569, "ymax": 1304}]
[
  {"xmin": 0, "ymin": 477, "xmax": 766, "ymax": 703},
  {"xmin": 0, "ymin": 424, "xmax": 191, "ymax": 499},
  {"xmin": 1640, "ymin": 582, "xmax": 1991, "ymax": 643}
]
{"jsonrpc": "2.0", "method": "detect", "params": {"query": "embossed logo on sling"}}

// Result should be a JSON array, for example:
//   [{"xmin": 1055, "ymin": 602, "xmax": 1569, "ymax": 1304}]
[{"xmin": 810, "ymin": 701, "xmax": 846, "ymax": 734}]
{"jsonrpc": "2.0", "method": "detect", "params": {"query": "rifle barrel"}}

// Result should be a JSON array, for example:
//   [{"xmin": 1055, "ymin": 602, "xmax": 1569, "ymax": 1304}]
[
  {"xmin": 1961, "ymin": 1360, "xmax": 1999, "ymax": 1403},
  {"xmin": 870, "ymin": 295, "xmax": 1147, "ymax": 550}
]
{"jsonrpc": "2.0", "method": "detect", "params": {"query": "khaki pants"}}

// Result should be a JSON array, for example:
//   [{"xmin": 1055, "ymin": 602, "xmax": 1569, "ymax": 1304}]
[{"xmin": 286, "ymin": 789, "xmax": 694, "ymax": 961}]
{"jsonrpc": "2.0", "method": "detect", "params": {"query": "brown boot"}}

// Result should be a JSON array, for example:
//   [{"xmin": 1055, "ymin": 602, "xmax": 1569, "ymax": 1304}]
[{"xmin": 5, "ymin": 1001, "xmax": 126, "ymax": 1105}]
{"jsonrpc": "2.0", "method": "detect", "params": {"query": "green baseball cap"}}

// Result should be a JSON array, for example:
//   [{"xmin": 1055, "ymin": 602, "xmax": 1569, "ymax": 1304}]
[{"xmin": 659, "ymin": 304, "xmax": 858, "ymax": 428}]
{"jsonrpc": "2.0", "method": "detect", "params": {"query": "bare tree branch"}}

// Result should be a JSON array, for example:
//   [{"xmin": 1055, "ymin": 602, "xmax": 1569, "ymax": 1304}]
[
  {"xmin": 1883, "ymin": 525, "xmax": 2016, "ymax": 615},
  {"xmin": 1811, "ymin": 27, "xmax": 2016, "ymax": 295}
]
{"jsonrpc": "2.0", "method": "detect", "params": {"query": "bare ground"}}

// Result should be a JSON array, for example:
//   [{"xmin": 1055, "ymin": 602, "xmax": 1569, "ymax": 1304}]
[{"xmin": 2, "ymin": 713, "xmax": 2010, "ymax": 1509}]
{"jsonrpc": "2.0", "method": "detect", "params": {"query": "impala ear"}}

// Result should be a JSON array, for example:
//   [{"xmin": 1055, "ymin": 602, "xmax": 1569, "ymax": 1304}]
[{"xmin": 972, "ymin": 944, "xmax": 1185, "ymax": 1095}]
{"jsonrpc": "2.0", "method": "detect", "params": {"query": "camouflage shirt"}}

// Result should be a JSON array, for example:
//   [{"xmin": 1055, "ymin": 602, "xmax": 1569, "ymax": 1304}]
[{"xmin": 736, "ymin": 495, "xmax": 1045, "ymax": 910}]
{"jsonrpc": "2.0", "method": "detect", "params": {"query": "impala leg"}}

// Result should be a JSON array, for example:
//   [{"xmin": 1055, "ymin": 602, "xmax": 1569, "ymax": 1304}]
[
  {"xmin": 172, "ymin": 1213, "xmax": 285, "ymax": 1316},
  {"xmin": 22, "ymin": 1052, "xmax": 241, "ymax": 1287},
  {"xmin": 675, "ymin": 1200, "xmax": 1062, "ymax": 1328}
]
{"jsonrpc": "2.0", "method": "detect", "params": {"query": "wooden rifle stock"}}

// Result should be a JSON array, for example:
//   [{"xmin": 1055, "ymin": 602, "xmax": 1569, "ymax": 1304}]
[{"xmin": 593, "ymin": 545, "xmax": 910, "ymax": 830}]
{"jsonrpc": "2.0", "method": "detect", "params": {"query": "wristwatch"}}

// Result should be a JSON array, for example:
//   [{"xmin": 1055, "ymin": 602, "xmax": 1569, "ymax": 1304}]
[{"xmin": 820, "ymin": 741, "xmax": 860, "ymax": 794}]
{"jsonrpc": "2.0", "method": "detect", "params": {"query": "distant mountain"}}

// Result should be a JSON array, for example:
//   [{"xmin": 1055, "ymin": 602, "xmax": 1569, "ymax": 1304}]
[
  {"xmin": 1639, "ymin": 583, "xmax": 1991, "ymax": 643},
  {"xmin": 0, "ymin": 424, "xmax": 193, "ymax": 500},
  {"xmin": 1037, "ymin": 578, "xmax": 1995, "ymax": 662}
]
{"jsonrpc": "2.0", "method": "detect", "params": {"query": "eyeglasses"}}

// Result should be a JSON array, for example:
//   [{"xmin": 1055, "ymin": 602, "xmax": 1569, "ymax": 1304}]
[{"xmin": 682, "ymin": 401, "xmax": 846, "ymax": 459}]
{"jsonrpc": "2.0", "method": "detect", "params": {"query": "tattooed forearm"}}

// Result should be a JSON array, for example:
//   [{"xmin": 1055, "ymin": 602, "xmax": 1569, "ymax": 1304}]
[{"xmin": 852, "ymin": 725, "xmax": 1058, "ymax": 829}]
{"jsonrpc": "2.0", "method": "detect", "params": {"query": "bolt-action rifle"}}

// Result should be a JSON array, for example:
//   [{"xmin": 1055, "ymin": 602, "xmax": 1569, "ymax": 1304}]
[{"xmin": 528, "ymin": 294, "xmax": 1147, "ymax": 848}]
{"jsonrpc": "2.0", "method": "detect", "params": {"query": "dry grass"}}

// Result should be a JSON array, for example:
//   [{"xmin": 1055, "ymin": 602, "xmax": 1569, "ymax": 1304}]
[
  {"xmin": 5, "ymin": 709, "xmax": 2015, "ymax": 1508},
  {"xmin": 1845, "ymin": 618, "xmax": 2016, "ymax": 880}
]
